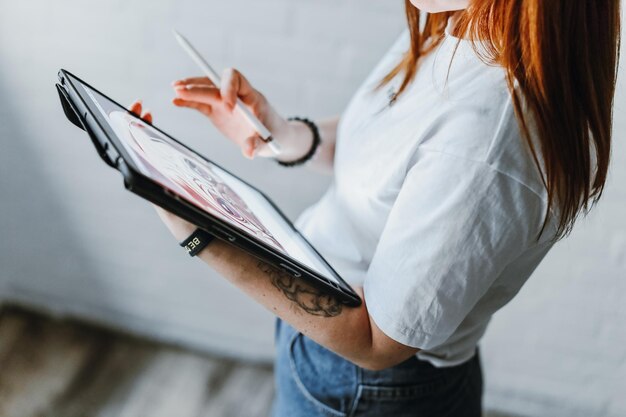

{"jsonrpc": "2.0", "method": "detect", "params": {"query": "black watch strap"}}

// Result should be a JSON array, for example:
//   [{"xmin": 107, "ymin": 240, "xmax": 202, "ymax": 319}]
[{"xmin": 179, "ymin": 228, "xmax": 215, "ymax": 257}]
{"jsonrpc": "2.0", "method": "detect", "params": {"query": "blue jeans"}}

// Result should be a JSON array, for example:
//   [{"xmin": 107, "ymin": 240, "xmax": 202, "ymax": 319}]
[{"xmin": 272, "ymin": 319, "xmax": 482, "ymax": 417}]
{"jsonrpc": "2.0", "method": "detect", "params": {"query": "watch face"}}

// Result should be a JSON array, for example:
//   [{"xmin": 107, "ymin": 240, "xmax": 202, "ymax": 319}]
[{"xmin": 183, "ymin": 232, "xmax": 213, "ymax": 256}]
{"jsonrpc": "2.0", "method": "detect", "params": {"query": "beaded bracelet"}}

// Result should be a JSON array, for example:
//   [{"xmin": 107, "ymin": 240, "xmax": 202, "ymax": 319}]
[{"xmin": 276, "ymin": 117, "xmax": 321, "ymax": 167}]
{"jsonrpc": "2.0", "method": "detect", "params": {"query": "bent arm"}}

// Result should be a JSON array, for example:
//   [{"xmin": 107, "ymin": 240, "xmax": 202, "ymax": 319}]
[{"xmin": 196, "ymin": 237, "xmax": 418, "ymax": 370}]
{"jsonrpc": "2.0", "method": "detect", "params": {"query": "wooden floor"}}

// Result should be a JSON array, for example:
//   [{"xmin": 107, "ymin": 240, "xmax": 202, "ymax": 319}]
[
  {"xmin": 0, "ymin": 305, "xmax": 275, "ymax": 417},
  {"xmin": 0, "ymin": 306, "xmax": 520, "ymax": 417}
]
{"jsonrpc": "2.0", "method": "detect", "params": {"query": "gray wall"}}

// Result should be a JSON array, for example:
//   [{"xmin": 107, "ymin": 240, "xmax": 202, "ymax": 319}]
[
  {"xmin": 0, "ymin": 1, "xmax": 624, "ymax": 416},
  {"xmin": 0, "ymin": 0, "xmax": 404, "ymax": 361}
]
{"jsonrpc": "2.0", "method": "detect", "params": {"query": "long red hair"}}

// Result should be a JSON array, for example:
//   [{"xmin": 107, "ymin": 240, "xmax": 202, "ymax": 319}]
[{"xmin": 380, "ymin": 1, "xmax": 621, "ymax": 239}]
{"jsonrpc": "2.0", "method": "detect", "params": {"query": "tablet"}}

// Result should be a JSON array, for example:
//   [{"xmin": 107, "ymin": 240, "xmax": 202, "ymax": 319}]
[{"xmin": 56, "ymin": 69, "xmax": 361, "ymax": 307}]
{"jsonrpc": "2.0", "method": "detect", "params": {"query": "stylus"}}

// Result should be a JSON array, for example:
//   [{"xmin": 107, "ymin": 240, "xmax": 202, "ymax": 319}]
[{"xmin": 173, "ymin": 29, "xmax": 281, "ymax": 155}]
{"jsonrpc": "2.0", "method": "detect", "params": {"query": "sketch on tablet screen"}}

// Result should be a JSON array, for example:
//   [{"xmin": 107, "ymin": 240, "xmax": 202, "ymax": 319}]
[{"xmin": 108, "ymin": 110, "xmax": 286, "ymax": 253}]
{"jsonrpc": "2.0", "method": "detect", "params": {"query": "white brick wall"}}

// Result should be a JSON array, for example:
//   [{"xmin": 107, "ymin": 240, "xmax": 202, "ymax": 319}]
[
  {"xmin": 0, "ymin": 1, "xmax": 624, "ymax": 415},
  {"xmin": 0, "ymin": 0, "xmax": 405, "ymax": 365}
]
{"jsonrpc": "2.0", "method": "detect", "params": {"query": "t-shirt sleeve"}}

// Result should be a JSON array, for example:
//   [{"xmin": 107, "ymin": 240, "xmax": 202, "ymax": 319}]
[{"xmin": 363, "ymin": 149, "xmax": 547, "ymax": 350}]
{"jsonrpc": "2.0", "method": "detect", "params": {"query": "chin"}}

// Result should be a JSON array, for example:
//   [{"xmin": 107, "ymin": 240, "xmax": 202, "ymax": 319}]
[{"xmin": 409, "ymin": 0, "xmax": 468, "ymax": 13}]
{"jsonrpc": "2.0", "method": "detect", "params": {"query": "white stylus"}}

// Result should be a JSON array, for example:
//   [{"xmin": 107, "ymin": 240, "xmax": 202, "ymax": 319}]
[{"xmin": 173, "ymin": 29, "xmax": 281, "ymax": 155}]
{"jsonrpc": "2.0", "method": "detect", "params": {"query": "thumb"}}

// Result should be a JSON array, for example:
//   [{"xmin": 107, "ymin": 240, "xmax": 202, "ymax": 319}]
[
  {"xmin": 221, "ymin": 67, "xmax": 260, "ymax": 110},
  {"xmin": 242, "ymin": 134, "xmax": 270, "ymax": 159}
]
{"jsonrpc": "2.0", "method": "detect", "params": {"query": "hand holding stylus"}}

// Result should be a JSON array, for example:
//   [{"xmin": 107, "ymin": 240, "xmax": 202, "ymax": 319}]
[
  {"xmin": 129, "ymin": 71, "xmax": 314, "ymax": 163},
  {"xmin": 173, "ymin": 30, "xmax": 280, "ymax": 156},
  {"xmin": 130, "ymin": 30, "xmax": 314, "ymax": 162},
  {"xmin": 172, "ymin": 70, "xmax": 313, "ymax": 162},
  {"xmin": 172, "ymin": 70, "xmax": 277, "ymax": 159}
]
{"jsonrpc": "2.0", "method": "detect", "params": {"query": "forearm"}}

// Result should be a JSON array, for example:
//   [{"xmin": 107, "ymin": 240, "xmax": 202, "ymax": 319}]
[
  {"xmin": 276, "ymin": 116, "xmax": 338, "ymax": 175},
  {"xmin": 197, "ymin": 239, "xmax": 375, "ymax": 365},
  {"xmin": 155, "ymin": 206, "xmax": 418, "ymax": 370}
]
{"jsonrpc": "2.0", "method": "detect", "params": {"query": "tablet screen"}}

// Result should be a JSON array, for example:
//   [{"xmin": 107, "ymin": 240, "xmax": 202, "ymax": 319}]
[{"xmin": 78, "ymin": 80, "xmax": 339, "ymax": 282}]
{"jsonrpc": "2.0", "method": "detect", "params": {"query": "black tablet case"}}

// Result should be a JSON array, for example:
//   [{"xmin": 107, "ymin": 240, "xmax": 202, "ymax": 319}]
[{"xmin": 56, "ymin": 70, "xmax": 361, "ymax": 307}]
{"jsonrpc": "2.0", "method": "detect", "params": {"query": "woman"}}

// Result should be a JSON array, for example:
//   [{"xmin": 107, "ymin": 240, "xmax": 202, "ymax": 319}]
[{"xmin": 132, "ymin": 0, "xmax": 621, "ymax": 415}]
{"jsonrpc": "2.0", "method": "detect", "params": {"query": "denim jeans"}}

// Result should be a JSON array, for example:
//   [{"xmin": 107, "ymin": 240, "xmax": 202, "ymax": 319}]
[{"xmin": 271, "ymin": 319, "xmax": 482, "ymax": 417}]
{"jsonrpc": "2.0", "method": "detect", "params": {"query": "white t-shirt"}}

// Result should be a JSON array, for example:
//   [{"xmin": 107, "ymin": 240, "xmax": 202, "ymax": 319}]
[{"xmin": 295, "ymin": 29, "xmax": 558, "ymax": 367}]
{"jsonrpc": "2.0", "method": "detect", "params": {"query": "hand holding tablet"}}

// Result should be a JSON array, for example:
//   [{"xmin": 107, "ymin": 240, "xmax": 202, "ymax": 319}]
[{"xmin": 56, "ymin": 70, "xmax": 360, "ymax": 306}]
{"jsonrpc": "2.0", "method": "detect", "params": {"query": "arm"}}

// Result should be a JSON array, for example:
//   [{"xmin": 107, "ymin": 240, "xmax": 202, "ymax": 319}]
[
  {"xmin": 131, "ymin": 74, "xmax": 413, "ymax": 369},
  {"xmin": 155, "ymin": 208, "xmax": 419, "ymax": 371}
]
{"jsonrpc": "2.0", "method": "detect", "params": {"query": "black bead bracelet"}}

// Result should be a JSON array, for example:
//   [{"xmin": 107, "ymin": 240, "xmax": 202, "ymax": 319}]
[{"xmin": 276, "ymin": 117, "xmax": 321, "ymax": 167}]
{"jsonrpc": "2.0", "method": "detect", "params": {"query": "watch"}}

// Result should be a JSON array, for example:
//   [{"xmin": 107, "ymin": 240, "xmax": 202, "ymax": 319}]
[{"xmin": 179, "ymin": 228, "xmax": 215, "ymax": 257}]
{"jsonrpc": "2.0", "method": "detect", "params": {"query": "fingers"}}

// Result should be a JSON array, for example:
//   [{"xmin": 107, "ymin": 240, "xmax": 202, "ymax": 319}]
[
  {"xmin": 141, "ymin": 110, "xmax": 153, "ymax": 124},
  {"xmin": 221, "ymin": 67, "xmax": 259, "ymax": 110},
  {"xmin": 172, "ymin": 97, "xmax": 212, "ymax": 117},
  {"xmin": 172, "ymin": 76, "xmax": 215, "ymax": 87},
  {"xmin": 173, "ymin": 69, "xmax": 261, "ymax": 113},
  {"xmin": 241, "ymin": 135, "xmax": 270, "ymax": 159},
  {"xmin": 173, "ymin": 84, "xmax": 221, "ymax": 105},
  {"xmin": 129, "ymin": 100, "xmax": 152, "ymax": 123},
  {"xmin": 129, "ymin": 100, "xmax": 143, "ymax": 117},
  {"xmin": 242, "ymin": 135, "xmax": 259, "ymax": 159}
]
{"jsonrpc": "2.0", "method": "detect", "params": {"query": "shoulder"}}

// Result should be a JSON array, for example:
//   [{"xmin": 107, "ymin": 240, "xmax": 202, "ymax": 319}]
[{"xmin": 408, "ymin": 43, "xmax": 548, "ymax": 204}]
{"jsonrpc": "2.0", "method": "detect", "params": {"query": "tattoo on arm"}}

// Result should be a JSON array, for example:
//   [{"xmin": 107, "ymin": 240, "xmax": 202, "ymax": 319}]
[{"xmin": 257, "ymin": 261, "xmax": 343, "ymax": 317}]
